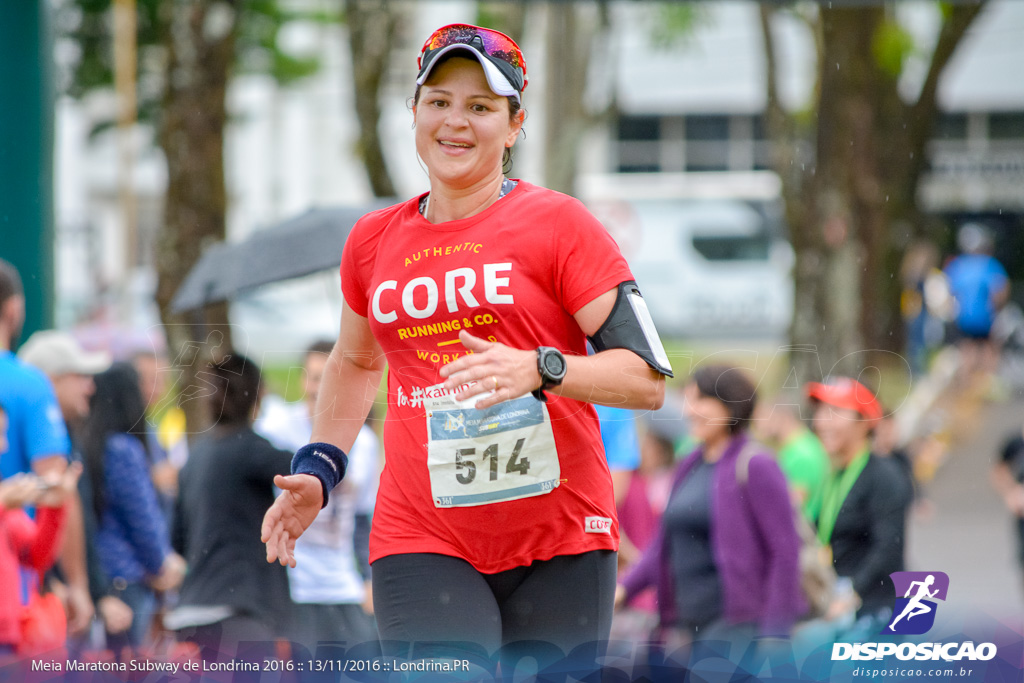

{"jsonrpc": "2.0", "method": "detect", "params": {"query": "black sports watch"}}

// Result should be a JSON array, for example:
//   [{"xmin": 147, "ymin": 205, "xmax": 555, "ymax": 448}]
[{"xmin": 532, "ymin": 346, "xmax": 567, "ymax": 403}]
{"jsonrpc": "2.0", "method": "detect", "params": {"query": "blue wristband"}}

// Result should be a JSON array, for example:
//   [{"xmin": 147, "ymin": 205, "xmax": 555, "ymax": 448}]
[{"xmin": 291, "ymin": 442, "xmax": 348, "ymax": 509}]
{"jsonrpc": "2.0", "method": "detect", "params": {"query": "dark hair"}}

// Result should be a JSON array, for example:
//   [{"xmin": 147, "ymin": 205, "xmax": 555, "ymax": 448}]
[
  {"xmin": 691, "ymin": 364, "xmax": 758, "ymax": 435},
  {"xmin": 80, "ymin": 362, "xmax": 150, "ymax": 517},
  {"xmin": 207, "ymin": 353, "xmax": 262, "ymax": 427},
  {"xmin": 305, "ymin": 340, "xmax": 334, "ymax": 358},
  {"xmin": 412, "ymin": 52, "xmax": 523, "ymax": 173},
  {"xmin": 0, "ymin": 258, "xmax": 23, "ymax": 308}
]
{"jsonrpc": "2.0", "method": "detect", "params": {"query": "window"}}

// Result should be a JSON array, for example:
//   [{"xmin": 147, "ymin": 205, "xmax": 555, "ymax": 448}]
[
  {"xmin": 618, "ymin": 116, "xmax": 661, "ymax": 141},
  {"xmin": 935, "ymin": 113, "xmax": 967, "ymax": 140},
  {"xmin": 685, "ymin": 115, "xmax": 730, "ymax": 141},
  {"xmin": 989, "ymin": 113, "xmax": 1024, "ymax": 140},
  {"xmin": 752, "ymin": 115, "xmax": 767, "ymax": 141},
  {"xmin": 691, "ymin": 232, "xmax": 771, "ymax": 261},
  {"xmin": 685, "ymin": 143, "xmax": 730, "ymax": 172},
  {"xmin": 617, "ymin": 142, "xmax": 662, "ymax": 173}
]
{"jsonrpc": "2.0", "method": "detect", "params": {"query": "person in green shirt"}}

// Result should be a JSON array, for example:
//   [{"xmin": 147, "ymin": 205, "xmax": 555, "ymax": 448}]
[{"xmin": 754, "ymin": 396, "xmax": 829, "ymax": 521}]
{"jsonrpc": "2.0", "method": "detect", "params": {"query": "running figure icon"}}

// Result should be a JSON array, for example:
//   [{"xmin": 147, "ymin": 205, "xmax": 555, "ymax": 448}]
[{"xmin": 889, "ymin": 574, "xmax": 939, "ymax": 630}]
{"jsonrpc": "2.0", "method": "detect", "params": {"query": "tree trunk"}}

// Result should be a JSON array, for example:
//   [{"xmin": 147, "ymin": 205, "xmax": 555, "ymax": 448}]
[
  {"xmin": 543, "ymin": 4, "xmax": 613, "ymax": 196},
  {"xmin": 543, "ymin": 5, "xmax": 584, "ymax": 195},
  {"xmin": 345, "ymin": 0, "xmax": 399, "ymax": 198},
  {"xmin": 154, "ymin": 0, "xmax": 236, "ymax": 435},
  {"xmin": 762, "ymin": 4, "xmax": 985, "ymax": 384}
]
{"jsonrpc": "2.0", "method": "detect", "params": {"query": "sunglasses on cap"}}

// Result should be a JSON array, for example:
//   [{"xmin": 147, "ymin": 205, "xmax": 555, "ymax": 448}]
[{"xmin": 417, "ymin": 24, "xmax": 528, "ymax": 96}]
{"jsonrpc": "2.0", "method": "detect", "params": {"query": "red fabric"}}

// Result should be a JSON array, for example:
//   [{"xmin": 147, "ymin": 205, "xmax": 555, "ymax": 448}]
[
  {"xmin": 341, "ymin": 181, "xmax": 633, "ymax": 573},
  {"xmin": 17, "ymin": 591, "xmax": 67, "ymax": 656},
  {"xmin": 0, "ymin": 505, "xmax": 67, "ymax": 648},
  {"xmin": 618, "ymin": 474, "xmax": 659, "ymax": 554},
  {"xmin": 618, "ymin": 473, "xmax": 668, "ymax": 612},
  {"xmin": 805, "ymin": 378, "xmax": 882, "ymax": 422}
]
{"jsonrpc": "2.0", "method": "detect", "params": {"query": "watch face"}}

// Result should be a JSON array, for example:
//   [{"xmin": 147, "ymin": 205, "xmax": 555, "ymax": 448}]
[{"xmin": 543, "ymin": 352, "xmax": 566, "ymax": 377}]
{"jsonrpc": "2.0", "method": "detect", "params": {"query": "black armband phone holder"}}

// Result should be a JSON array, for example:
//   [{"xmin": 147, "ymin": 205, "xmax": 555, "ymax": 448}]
[{"xmin": 588, "ymin": 280, "xmax": 674, "ymax": 377}]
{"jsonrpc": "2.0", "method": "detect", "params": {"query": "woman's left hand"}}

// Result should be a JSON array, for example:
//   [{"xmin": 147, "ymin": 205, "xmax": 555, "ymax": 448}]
[{"xmin": 440, "ymin": 331, "xmax": 542, "ymax": 409}]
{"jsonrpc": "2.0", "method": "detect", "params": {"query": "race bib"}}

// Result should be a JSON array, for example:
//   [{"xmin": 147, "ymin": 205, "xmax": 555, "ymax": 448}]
[{"xmin": 424, "ymin": 385, "xmax": 560, "ymax": 508}]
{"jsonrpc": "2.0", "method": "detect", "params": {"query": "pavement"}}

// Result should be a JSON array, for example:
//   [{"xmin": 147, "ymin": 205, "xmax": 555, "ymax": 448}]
[{"xmin": 905, "ymin": 372, "xmax": 1024, "ymax": 628}]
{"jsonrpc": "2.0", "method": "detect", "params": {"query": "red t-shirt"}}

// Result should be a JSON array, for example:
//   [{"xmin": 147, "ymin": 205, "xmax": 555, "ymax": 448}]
[
  {"xmin": 0, "ymin": 505, "xmax": 66, "ymax": 647},
  {"xmin": 341, "ymin": 181, "xmax": 634, "ymax": 573}
]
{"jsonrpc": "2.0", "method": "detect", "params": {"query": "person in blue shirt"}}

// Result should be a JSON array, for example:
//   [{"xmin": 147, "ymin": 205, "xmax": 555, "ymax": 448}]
[
  {"xmin": 0, "ymin": 261, "xmax": 71, "ymax": 482},
  {"xmin": 944, "ymin": 223, "xmax": 1010, "ymax": 379},
  {"xmin": 595, "ymin": 403, "xmax": 642, "ymax": 573},
  {"xmin": 595, "ymin": 404, "xmax": 641, "ymax": 507},
  {"xmin": 0, "ymin": 259, "xmax": 97, "ymax": 635}
]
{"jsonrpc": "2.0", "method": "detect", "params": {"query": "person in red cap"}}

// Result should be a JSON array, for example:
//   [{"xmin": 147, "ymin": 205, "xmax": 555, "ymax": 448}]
[{"xmin": 806, "ymin": 377, "xmax": 913, "ymax": 636}]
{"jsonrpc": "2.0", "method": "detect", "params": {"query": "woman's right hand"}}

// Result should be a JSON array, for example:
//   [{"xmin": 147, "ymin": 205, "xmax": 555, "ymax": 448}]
[
  {"xmin": 261, "ymin": 474, "xmax": 323, "ymax": 567},
  {"xmin": 97, "ymin": 595, "xmax": 134, "ymax": 634},
  {"xmin": 151, "ymin": 552, "xmax": 186, "ymax": 592}
]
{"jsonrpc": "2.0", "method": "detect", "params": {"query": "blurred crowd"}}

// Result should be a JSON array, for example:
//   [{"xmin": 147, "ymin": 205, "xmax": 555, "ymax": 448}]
[
  {"xmin": 0, "ymin": 258, "xmax": 379, "ymax": 671},
  {"xmin": 1, "ymin": 216, "xmax": 1022, "ymax": 671}
]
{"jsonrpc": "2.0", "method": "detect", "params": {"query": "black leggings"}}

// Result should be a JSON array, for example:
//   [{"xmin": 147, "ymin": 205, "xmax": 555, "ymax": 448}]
[{"xmin": 372, "ymin": 550, "xmax": 616, "ymax": 672}]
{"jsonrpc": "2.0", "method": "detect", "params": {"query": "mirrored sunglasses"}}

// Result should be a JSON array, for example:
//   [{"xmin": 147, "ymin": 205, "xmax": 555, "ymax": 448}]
[{"xmin": 418, "ymin": 23, "xmax": 528, "ymax": 91}]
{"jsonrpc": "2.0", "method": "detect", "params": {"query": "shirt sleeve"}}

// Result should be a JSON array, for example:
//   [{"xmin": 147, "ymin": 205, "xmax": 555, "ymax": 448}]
[
  {"xmin": 5, "ymin": 506, "xmax": 67, "ymax": 574},
  {"xmin": 248, "ymin": 432, "xmax": 293, "ymax": 484},
  {"xmin": 341, "ymin": 213, "xmax": 385, "ymax": 318},
  {"xmin": 850, "ymin": 459, "xmax": 911, "ymax": 601},
  {"xmin": 21, "ymin": 372, "xmax": 71, "ymax": 465},
  {"xmin": 746, "ymin": 454, "xmax": 804, "ymax": 636},
  {"xmin": 621, "ymin": 455, "xmax": 692, "ymax": 602},
  {"xmin": 551, "ymin": 198, "xmax": 635, "ymax": 315},
  {"xmin": 988, "ymin": 257, "xmax": 1009, "ymax": 291},
  {"xmin": 105, "ymin": 434, "xmax": 170, "ymax": 576},
  {"xmin": 596, "ymin": 406, "xmax": 641, "ymax": 471},
  {"xmin": 620, "ymin": 522, "xmax": 663, "ymax": 601}
]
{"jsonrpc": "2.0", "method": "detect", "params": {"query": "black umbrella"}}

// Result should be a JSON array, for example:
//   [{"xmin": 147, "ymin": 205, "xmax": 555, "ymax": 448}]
[{"xmin": 170, "ymin": 203, "xmax": 390, "ymax": 313}]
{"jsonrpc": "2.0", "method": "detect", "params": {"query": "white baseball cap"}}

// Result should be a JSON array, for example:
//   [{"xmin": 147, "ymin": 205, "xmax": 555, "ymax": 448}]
[
  {"xmin": 18, "ymin": 330, "xmax": 112, "ymax": 376},
  {"xmin": 416, "ymin": 24, "xmax": 527, "ymax": 105}
]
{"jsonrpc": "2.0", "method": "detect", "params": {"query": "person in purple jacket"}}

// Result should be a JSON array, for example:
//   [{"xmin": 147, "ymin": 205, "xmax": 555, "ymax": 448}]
[{"xmin": 615, "ymin": 365, "xmax": 804, "ymax": 650}]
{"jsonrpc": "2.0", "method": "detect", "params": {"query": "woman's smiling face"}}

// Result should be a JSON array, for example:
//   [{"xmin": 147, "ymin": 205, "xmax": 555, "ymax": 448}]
[{"xmin": 414, "ymin": 56, "xmax": 523, "ymax": 191}]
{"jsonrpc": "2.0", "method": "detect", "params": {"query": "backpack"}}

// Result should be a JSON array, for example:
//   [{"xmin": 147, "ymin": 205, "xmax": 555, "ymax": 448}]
[{"xmin": 735, "ymin": 441, "xmax": 837, "ymax": 620}]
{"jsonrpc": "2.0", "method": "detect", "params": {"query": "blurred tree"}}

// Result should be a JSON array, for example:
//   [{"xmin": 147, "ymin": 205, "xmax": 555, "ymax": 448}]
[
  {"xmin": 476, "ymin": 2, "xmax": 527, "ymax": 39},
  {"xmin": 155, "ymin": 1, "xmax": 238, "ymax": 433},
  {"xmin": 345, "ymin": 0, "xmax": 400, "ymax": 198},
  {"xmin": 544, "ymin": 4, "xmax": 608, "ymax": 195},
  {"xmin": 540, "ymin": 3, "xmax": 699, "ymax": 194},
  {"xmin": 759, "ymin": 3, "xmax": 985, "ymax": 381},
  {"xmin": 58, "ymin": 0, "xmax": 328, "ymax": 432}
]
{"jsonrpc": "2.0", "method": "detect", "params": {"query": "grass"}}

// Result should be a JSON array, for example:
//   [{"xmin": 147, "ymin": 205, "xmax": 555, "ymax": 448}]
[
  {"xmin": 660, "ymin": 337, "xmax": 913, "ymax": 410},
  {"xmin": 258, "ymin": 337, "xmax": 914, "ymax": 415}
]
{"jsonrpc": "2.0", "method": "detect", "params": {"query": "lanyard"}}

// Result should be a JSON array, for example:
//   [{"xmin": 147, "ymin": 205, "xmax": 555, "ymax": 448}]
[{"xmin": 816, "ymin": 449, "xmax": 870, "ymax": 545}]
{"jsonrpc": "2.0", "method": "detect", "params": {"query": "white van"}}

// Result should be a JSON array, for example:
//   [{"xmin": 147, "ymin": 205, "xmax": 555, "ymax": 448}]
[{"xmin": 579, "ymin": 171, "xmax": 794, "ymax": 340}]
